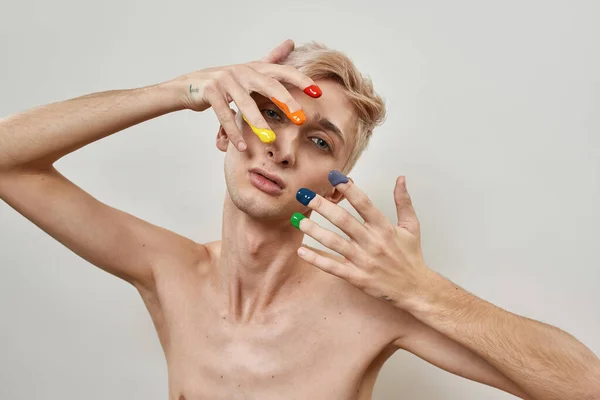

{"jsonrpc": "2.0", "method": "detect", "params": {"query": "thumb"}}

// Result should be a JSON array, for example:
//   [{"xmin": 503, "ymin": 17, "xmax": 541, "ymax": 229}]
[
  {"xmin": 260, "ymin": 39, "xmax": 295, "ymax": 64},
  {"xmin": 394, "ymin": 176, "xmax": 419, "ymax": 233}
]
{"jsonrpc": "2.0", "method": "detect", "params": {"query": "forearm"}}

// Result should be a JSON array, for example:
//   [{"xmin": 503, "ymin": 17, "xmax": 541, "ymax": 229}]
[
  {"xmin": 407, "ymin": 272, "xmax": 600, "ymax": 400},
  {"xmin": 0, "ymin": 80, "xmax": 184, "ymax": 172}
]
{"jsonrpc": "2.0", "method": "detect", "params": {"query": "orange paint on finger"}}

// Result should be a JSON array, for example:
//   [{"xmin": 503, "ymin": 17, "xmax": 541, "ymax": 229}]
[{"xmin": 271, "ymin": 97, "xmax": 306, "ymax": 125}]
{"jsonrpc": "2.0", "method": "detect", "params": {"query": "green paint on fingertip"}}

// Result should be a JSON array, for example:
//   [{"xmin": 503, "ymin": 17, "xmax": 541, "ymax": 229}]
[{"xmin": 290, "ymin": 212, "xmax": 306, "ymax": 229}]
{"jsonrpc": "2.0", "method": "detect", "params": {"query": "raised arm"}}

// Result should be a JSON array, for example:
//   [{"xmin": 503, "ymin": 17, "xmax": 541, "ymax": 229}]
[
  {"xmin": 0, "ymin": 83, "xmax": 204, "ymax": 291},
  {"xmin": 0, "ymin": 39, "xmax": 319, "ymax": 291},
  {"xmin": 292, "ymin": 175, "xmax": 600, "ymax": 400}
]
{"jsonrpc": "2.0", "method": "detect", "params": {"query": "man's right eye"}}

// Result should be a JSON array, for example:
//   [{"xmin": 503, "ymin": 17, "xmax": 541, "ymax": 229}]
[{"xmin": 263, "ymin": 109, "xmax": 283, "ymax": 121}]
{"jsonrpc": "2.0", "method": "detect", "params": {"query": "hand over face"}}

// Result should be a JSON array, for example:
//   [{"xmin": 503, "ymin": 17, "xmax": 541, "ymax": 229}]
[
  {"xmin": 293, "ymin": 171, "xmax": 433, "ymax": 309},
  {"xmin": 172, "ymin": 39, "xmax": 322, "ymax": 151}
]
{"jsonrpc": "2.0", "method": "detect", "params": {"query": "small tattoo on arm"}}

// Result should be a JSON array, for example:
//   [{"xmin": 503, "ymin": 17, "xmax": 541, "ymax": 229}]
[
  {"xmin": 189, "ymin": 84, "xmax": 199, "ymax": 93},
  {"xmin": 380, "ymin": 295, "xmax": 393, "ymax": 302}
]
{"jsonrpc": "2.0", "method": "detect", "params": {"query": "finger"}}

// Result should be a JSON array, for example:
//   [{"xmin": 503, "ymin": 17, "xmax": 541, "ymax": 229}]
[
  {"xmin": 205, "ymin": 85, "xmax": 247, "ymax": 151},
  {"xmin": 296, "ymin": 189, "xmax": 370, "ymax": 244},
  {"xmin": 260, "ymin": 39, "xmax": 295, "ymax": 64},
  {"xmin": 237, "ymin": 65, "xmax": 307, "ymax": 125},
  {"xmin": 394, "ymin": 176, "xmax": 419, "ymax": 233},
  {"xmin": 220, "ymin": 74, "xmax": 276, "ymax": 143},
  {"xmin": 297, "ymin": 246, "xmax": 354, "ymax": 282},
  {"xmin": 296, "ymin": 215, "xmax": 358, "ymax": 261},
  {"xmin": 328, "ymin": 171, "xmax": 388, "ymax": 228},
  {"xmin": 252, "ymin": 63, "xmax": 322, "ymax": 99}
]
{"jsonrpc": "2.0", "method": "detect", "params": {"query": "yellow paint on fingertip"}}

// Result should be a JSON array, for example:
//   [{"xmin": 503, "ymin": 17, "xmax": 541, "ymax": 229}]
[{"xmin": 242, "ymin": 115, "xmax": 276, "ymax": 144}]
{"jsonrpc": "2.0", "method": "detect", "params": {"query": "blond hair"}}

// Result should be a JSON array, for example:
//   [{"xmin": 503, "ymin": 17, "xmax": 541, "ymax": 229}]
[{"xmin": 282, "ymin": 42, "xmax": 386, "ymax": 174}]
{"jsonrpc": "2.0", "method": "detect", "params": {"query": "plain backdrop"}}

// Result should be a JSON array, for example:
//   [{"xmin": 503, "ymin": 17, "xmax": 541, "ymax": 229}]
[{"xmin": 1, "ymin": 0, "xmax": 598, "ymax": 399}]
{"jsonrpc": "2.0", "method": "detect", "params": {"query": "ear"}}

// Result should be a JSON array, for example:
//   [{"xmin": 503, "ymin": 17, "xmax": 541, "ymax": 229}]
[
  {"xmin": 216, "ymin": 109, "xmax": 237, "ymax": 152},
  {"xmin": 324, "ymin": 176, "xmax": 353, "ymax": 205}
]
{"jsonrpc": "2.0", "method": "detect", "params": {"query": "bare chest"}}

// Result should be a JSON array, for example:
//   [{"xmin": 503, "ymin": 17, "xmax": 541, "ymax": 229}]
[{"xmin": 143, "ymin": 270, "xmax": 403, "ymax": 400}]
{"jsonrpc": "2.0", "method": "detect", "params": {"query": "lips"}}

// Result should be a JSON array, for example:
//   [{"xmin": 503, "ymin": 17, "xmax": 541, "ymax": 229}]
[{"xmin": 249, "ymin": 168, "xmax": 285, "ymax": 189}]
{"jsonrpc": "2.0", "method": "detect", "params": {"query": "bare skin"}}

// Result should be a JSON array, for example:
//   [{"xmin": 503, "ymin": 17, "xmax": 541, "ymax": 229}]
[
  {"xmin": 2, "ymin": 41, "xmax": 598, "ymax": 399},
  {"xmin": 146, "ymin": 240, "xmax": 410, "ymax": 400}
]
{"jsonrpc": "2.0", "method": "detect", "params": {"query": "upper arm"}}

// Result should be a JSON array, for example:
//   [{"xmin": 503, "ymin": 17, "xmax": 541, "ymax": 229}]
[
  {"xmin": 0, "ymin": 166, "xmax": 205, "ymax": 290},
  {"xmin": 394, "ymin": 315, "xmax": 530, "ymax": 399}
]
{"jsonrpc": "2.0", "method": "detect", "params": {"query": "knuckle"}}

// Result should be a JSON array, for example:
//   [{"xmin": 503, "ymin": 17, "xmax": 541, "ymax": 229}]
[
  {"xmin": 365, "ymin": 259, "xmax": 378, "ymax": 273},
  {"xmin": 310, "ymin": 195, "xmax": 323, "ymax": 209},
  {"xmin": 214, "ymin": 70, "xmax": 229, "ymax": 81},
  {"xmin": 265, "ymin": 78, "xmax": 282, "ymax": 93},
  {"xmin": 335, "ymin": 211, "xmax": 352, "ymax": 227},
  {"xmin": 203, "ymin": 80, "xmax": 219, "ymax": 95},
  {"xmin": 383, "ymin": 224, "xmax": 396, "ymax": 237},
  {"xmin": 282, "ymin": 64, "xmax": 298, "ymax": 75},
  {"xmin": 356, "ymin": 194, "xmax": 373, "ymax": 210},
  {"xmin": 352, "ymin": 273, "xmax": 368, "ymax": 290},
  {"xmin": 215, "ymin": 109, "xmax": 234, "ymax": 124},
  {"xmin": 370, "ymin": 242, "xmax": 385, "ymax": 256},
  {"xmin": 238, "ymin": 97, "xmax": 258, "ymax": 112},
  {"xmin": 331, "ymin": 236, "xmax": 346, "ymax": 250},
  {"xmin": 230, "ymin": 64, "xmax": 248, "ymax": 78}
]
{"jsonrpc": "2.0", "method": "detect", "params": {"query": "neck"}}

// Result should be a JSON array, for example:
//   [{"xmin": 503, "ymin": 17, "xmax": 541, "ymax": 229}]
[{"xmin": 217, "ymin": 194, "xmax": 314, "ymax": 322}]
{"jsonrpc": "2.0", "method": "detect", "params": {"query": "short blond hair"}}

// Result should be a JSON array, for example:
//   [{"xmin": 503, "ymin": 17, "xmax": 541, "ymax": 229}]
[{"xmin": 282, "ymin": 42, "xmax": 386, "ymax": 174}]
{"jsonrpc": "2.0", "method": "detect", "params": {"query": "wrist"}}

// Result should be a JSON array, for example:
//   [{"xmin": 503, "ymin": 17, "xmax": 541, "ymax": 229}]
[
  {"xmin": 155, "ymin": 78, "xmax": 190, "ymax": 112},
  {"xmin": 400, "ymin": 269, "xmax": 457, "ymax": 316}
]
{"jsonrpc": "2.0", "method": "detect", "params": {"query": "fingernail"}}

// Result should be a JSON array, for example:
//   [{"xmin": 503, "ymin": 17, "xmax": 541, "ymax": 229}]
[
  {"xmin": 296, "ymin": 188, "xmax": 316, "ymax": 206},
  {"xmin": 271, "ymin": 97, "xmax": 306, "ymax": 125},
  {"xmin": 290, "ymin": 212, "xmax": 306, "ymax": 229},
  {"xmin": 328, "ymin": 170, "xmax": 348, "ymax": 186},
  {"xmin": 238, "ymin": 142, "xmax": 247, "ymax": 151},
  {"xmin": 242, "ymin": 115, "xmax": 276, "ymax": 143},
  {"xmin": 304, "ymin": 85, "xmax": 322, "ymax": 98}
]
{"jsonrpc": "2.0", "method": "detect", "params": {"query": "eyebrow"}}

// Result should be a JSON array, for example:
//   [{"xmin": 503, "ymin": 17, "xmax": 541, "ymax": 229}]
[{"xmin": 310, "ymin": 112, "xmax": 345, "ymax": 145}]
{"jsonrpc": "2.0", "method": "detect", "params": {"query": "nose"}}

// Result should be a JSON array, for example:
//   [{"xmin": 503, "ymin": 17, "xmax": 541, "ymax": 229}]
[{"xmin": 264, "ymin": 129, "xmax": 297, "ymax": 167}]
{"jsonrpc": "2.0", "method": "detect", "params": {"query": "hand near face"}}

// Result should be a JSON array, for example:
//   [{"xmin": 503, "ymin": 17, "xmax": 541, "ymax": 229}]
[
  {"xmin": 293, "ymin": 171, "xmax": 433, "ymax": 308},
  {"xmin": 169, "ymin": 39, "xmax": 322, "ymax": 151}
]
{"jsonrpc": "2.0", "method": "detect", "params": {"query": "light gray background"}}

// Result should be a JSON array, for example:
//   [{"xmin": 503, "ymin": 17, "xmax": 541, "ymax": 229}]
[{"xmin": 1, "ymin": 0, "xmax": 598, "ymax": 399}]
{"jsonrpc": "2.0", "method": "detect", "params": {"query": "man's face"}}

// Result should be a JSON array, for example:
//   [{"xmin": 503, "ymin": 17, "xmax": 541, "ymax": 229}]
[{"xmin": 219, "ymin": 79, "xmax": 357, "ymax": 221}]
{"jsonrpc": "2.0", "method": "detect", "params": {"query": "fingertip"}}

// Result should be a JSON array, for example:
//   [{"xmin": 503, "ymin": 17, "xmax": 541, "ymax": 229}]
[
  {"xmin": 237, "ymin": 141, "xmax": 247, "ymax": 151},
  {"xmin": 283, "ymin": 38, "xmax": 295, "ymax": 49},
  {"xmin": 328, "ymin": 170, "xmax": 349, "ymax": 186},
  {"xmin": 304, "ymin": 85, "xmax": 322, "ymax": 98}
]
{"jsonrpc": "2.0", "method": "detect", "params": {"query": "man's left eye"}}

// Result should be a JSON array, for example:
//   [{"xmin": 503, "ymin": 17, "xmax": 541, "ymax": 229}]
[{"xmin": 311, "ymin": 137, "xmax": 331, "ymax": 151}]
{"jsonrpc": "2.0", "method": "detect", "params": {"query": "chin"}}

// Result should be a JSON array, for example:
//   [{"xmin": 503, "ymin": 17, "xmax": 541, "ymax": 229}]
[
  {"xmin": 225, "ymin": 181, "xmax": 291, "ymax": 221},
  {"xmin": 233, "ymin": 192, "xmax": 291, "ymax": 220}
]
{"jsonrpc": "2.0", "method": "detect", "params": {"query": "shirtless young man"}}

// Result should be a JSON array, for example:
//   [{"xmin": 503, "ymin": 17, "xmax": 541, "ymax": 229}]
[{"xmin": 1, "ymin": 40, "xmax": 599, "ymax": 400}]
